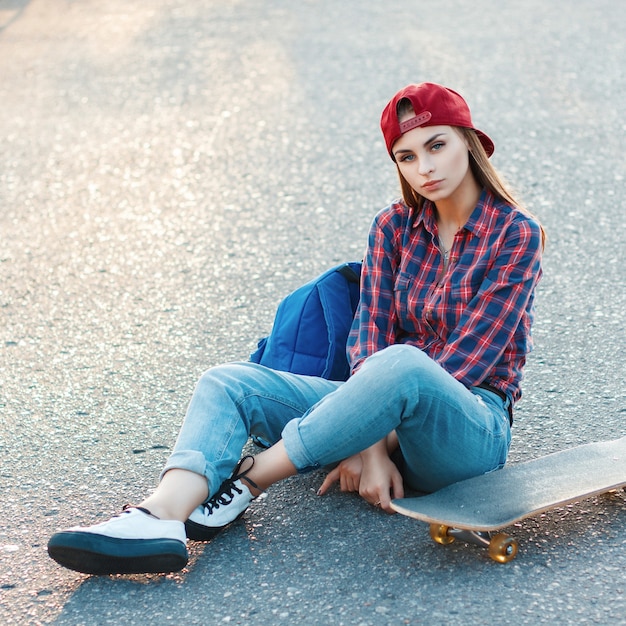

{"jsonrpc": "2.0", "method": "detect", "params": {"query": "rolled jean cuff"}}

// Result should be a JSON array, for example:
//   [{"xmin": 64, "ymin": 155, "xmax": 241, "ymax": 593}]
[
  {"xmin": 159, "ymin": 450, "xmax": 215, "ymax": 490},
  {"xmin": 281, "ymin": 418, "xmax": 320, "ymax": 473}
]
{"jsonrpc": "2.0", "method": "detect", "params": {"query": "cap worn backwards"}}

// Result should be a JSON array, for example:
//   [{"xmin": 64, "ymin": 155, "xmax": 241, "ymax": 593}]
[{"xmin": 380, "ymin": 82, "xmax": 495, "ymax": 160}]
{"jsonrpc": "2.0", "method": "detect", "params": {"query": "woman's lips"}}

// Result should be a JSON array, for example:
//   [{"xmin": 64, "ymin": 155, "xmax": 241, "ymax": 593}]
[{"xmin": 421, "ymin": 179, "xmax": 443, "ymax": 191}]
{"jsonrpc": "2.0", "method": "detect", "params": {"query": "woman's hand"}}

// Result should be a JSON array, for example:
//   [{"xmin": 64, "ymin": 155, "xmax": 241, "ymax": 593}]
[
  {"xmin": 317, "ymin": 454, "xmax": 364, "ymax": 495},
  {"xmin": 317, "ymin": 439, "xmax": 404, "ymax": 513},
  {"xmin": 358, "ymin": 451, "xmax": 404, "ymax": 513}
]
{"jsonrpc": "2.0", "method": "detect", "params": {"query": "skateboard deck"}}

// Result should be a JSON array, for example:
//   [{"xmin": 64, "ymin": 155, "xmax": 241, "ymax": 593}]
[{"xmin": 391, "ymin": 435, "xmax": 626, "ymax": 562}]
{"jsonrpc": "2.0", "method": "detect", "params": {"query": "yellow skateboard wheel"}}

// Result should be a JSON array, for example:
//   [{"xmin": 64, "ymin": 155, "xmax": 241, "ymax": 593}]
[
  {"xmin": 429, "ymin": 524, "xmax": 455, "ymax": 545},
  {"xmin": 488, "ymin": 534, "xmax": 518, "ymax": 563}
]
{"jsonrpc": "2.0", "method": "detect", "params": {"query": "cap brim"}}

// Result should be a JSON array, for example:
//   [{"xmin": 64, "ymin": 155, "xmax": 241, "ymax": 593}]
[{"xmin": 475, "ymin": 130, "xmax": 495, "ymax": 157}]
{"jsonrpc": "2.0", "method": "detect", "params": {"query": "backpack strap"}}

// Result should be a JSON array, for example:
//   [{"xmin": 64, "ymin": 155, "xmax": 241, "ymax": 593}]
[{"xmin": 336, "ymin": 263, "xmax": 360, "ymax": 284}]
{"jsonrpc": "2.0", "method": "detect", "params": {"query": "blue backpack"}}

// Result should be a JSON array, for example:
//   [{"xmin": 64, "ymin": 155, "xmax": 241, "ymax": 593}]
[{"xmin": 250, "ymin": 262, "xmax": 362, "ymax": 381}]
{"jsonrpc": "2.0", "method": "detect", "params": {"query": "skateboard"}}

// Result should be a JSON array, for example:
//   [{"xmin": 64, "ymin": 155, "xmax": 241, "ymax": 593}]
[{"xmin": 391, "ymin": 435, "xmax": 626, "ymax": 563}]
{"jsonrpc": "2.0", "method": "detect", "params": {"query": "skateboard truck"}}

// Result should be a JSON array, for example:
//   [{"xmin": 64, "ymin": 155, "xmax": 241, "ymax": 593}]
[{"xmin": 429, "ymin": 525, "xmax": 519, "ymax": 563}]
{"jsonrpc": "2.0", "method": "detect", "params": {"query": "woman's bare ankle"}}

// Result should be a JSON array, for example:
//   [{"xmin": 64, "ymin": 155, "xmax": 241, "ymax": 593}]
[
  {"xmin": 137, "ymin": 500, "xmax": 175, "ymax": 521},
  {"xmin": 240, "ymin": 475, "xmax": 264, "ymax": 498},
  {"xmin": 246, "ymin": 441, "xmax": 297, "ymax": 492},
  {"xmin": 139, "ymin": 469, "xmax": 209, "ymax": 522}
]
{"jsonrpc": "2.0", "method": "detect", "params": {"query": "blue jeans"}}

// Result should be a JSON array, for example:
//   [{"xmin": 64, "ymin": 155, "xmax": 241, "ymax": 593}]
[{"xmin": 162, "ymin": 345, "xmax": 511, "ymax": 496}]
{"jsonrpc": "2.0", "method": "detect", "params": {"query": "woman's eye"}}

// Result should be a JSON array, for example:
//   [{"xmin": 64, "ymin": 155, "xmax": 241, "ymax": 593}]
[
  {"xmin": 399, "ymin": 154, "xmax": 415, "ymax": 162},
  {"xmin": 431, "ymin": 142, "xmax": 444, "ymax": 151}
]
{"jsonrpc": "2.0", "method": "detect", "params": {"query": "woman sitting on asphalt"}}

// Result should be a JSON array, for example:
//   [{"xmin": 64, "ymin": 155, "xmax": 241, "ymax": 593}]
[{"xmin": 48, "ymin": 81, "xmax": 544, "ymax": 575}]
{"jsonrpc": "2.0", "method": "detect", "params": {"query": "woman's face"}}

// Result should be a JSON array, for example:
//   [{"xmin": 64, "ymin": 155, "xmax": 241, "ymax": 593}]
[{"xmin": 392, "ymin": 124, "xmax": 473, "ymax": 204}]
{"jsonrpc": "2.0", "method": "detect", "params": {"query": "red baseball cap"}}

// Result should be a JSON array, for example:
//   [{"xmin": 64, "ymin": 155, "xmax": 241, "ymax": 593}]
[{"xmin": 380, "ymin": 82, "xmax": 495, "ymax": 159}]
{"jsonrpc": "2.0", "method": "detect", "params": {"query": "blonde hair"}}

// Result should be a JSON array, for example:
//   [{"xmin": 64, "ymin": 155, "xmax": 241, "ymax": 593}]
[{"xmin": 396, "ymin": 126, "xmax": 546, "ymax": 249}]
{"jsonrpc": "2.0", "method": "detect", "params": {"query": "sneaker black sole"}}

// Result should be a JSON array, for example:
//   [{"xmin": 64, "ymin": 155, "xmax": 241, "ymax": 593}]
[
  {"xmin": 184, "ymin": 518, "xmax": 227, "ymax": 541},
  {"xmin": 47, "ymin": 531, "xmax": 188, "ymax": 575},
  {"xmin": 184, "ymin": 509, "xmax": 247, "ymax": 542}
]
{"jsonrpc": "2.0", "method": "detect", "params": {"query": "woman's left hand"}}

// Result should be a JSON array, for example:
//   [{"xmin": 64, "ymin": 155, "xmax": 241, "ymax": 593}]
[{"xmin": 358, "ymin": 453, "xmax": 404, "ymax": 513}]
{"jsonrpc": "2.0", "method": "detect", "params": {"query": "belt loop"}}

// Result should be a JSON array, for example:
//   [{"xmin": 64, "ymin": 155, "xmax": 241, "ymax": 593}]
[{"xmin": 476, "ymin": 382, "xmax": 513, "ymax": 426}]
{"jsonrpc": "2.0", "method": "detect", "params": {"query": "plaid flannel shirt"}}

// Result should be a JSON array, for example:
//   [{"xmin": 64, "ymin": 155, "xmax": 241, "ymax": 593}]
[{"xmin": 347, "ymin": 189, "xmax": 543, "ymax": 404}]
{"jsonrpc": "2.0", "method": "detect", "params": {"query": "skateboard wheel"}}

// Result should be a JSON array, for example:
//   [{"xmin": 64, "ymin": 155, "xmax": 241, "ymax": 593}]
[
  {"xmin": 488, "ymin": 534, "xmax": 518, "ymax": 563},
  {"xmin": 429, "ymin": 524, "xmax": 455, "ymax": 545}
]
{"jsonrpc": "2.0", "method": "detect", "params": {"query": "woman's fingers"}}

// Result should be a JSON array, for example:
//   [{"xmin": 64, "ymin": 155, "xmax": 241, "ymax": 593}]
[{"xmin": 317, "ymin": 466, "xmax": 340, "ymax": 495}]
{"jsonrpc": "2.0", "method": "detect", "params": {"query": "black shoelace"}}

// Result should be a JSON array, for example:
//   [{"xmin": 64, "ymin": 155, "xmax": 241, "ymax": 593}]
[
  {"xmin": 204, "ymin": 479, "xmax": 243, "ymax": 513},
  {"xmin": 202, "ymin": 455, "xmax": 261, "ymax": 514}
]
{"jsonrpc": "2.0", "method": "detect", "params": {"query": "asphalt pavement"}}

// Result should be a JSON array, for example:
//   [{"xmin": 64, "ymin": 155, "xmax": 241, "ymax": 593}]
[{"xmin": 1, "ymin": 0, "xmax": 625, "ymax": 624}]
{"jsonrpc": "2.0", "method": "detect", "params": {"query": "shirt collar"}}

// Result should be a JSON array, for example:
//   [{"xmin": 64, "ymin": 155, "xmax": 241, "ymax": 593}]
[{"xmin": 412, "ymin": 188, "xmax": 495, "ymax": 239}]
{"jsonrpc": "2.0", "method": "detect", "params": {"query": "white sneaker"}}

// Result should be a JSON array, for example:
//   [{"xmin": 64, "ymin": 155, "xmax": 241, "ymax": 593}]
[
  {"xmin": 185, "ymin": 455, "xmax": 261, "ymax": 541},
  {"xmin": 47, "ymin": 506, "xmax": 188, "ymax": 575}
]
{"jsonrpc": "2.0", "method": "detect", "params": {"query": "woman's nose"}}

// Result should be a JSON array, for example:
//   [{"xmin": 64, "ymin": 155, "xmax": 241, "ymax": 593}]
[{"xmin": 418, "ymin": 156, "xmax": 434, "ymax": 175}]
